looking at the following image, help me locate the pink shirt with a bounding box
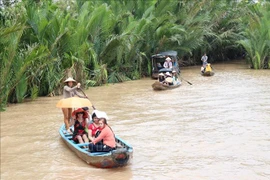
[93,126,116,148]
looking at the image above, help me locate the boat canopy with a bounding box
[151,50,178,59]
[158,68,172,73]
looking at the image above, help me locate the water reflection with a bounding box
[1,60,270,179]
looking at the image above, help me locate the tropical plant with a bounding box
[238,2,270,69]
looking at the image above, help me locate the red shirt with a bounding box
[88,123,100,137]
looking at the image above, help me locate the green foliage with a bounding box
[107,71,131,84]
[30,85,39,100]
[15,74,28,103]
[1,0,269,110]
[238,2,270,69]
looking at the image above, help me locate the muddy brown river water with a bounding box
[1,60,270,180]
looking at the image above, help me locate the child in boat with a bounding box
[72,108,89,144]
[89,111,116,152]
[87,110,101,142]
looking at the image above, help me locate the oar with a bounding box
[179,76,192,85]
[79,88,96,110]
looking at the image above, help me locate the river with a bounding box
[1,60,270,180]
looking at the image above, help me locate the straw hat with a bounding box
[165,72,171,77]
[73,108,88,118]
[165,77,173,83]
[165,57,171,61]
[158,73,165,76]
[64,77,76,83]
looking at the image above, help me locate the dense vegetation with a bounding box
[0,0,269,110]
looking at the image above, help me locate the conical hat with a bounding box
[166,57,171,61]
[159,73,165,76]
[165,72,171,77]
[64,77,76,83]
[165,77,173,83]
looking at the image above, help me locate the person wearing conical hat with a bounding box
[163,56,173,69]
[62,77,87,134]
[158,73,165,83]
[164,72,173,85]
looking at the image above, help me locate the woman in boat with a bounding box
[62,77,86,134]
[163,57,173,69]
[87,110,101,142]
[89,111,116,152]
[72,108,89,144]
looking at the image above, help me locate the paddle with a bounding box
[179,76,192,85]
[78,88,96,110]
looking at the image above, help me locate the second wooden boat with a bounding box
[201,70,215,76]
[152,81,181,91]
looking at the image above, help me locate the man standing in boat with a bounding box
[201,53,208,73]
[201,53,208,66]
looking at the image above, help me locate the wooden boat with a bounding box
[59,124,133,168]
[201,70,215,76]
[152,81,181,90]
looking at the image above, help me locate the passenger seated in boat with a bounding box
[201,66,205,73]
[87,110,101,142]
[157,63,163,70]
[72,108,89,144]
[172,59,177,67]
[172,70,179,85]
[89,111,116,152]
[163,57,173,69]
[82,107,91,125]
[164,72,173,85]
[205,63,212,72]
[158,73,165,83]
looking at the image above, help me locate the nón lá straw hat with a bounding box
[159,73,165,76]
[64,77,76,83]
[165,57,171,61]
